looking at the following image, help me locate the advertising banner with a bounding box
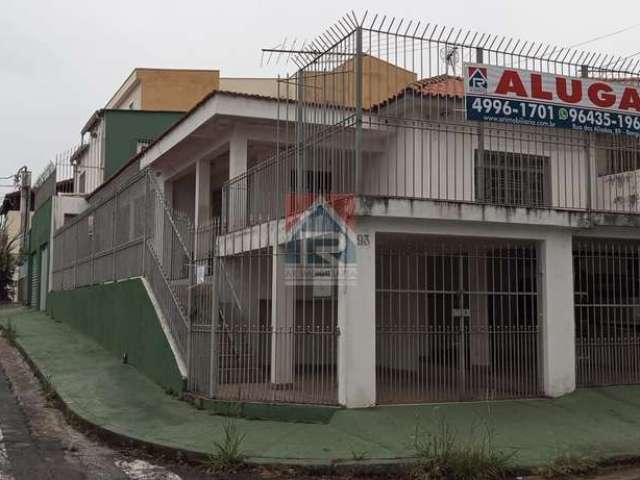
[464,63,640,136]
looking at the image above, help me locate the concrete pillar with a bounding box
[229,129,248,230]
[539,231,575,397]
[338,222,376,408]
[194,158,211,229]
[469,251,490,367]
[271,246,295,385]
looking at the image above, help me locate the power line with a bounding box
[568,23,640,49]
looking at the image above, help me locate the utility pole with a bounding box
[17,166,31,304]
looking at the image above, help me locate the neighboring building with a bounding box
[75,109,184,189]
[0,190,32,302]
[106,68,220,111]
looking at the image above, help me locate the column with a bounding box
[469,251,490,368]
[539,231,576,397]
[337,222,376,408]
[228,128,248,230]
[194,158,211,229]
[271,246,295,385]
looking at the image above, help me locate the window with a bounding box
[475,150,550,207]
[599,145,640,175]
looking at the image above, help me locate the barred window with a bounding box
[598,137,640,176]
[475,150,550,207]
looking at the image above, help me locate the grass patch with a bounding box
[410,412,515,480]
[204,421,247,473]
[1,319,17,344]
[534,453,598,478]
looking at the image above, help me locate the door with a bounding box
[39,245,48,311]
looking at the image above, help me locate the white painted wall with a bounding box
[363,121,589,210]
[76,120,106,194]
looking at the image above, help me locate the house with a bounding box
[45,19,640,409]
[0,189,33,303]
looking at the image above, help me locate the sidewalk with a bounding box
[2,306,640,468]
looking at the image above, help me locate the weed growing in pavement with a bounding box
[534,453,598,478]
[204,420,247,473]
[350,448,368,461]
[410,411,515,480]
[1,319,17,344]
[42,374,57,405]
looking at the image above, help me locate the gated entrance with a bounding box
[376,234,541,404]
[574,238,640,387]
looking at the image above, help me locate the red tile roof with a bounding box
[370,75,464,111]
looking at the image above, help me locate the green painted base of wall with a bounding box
[185,394,340,424]
[48,279,185,394]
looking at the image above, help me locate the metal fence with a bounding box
[33,146,104,210]
[222,16,640,232]
[52,170,192,362]
[376,234,541,403]
[51,168,340,405]
[575,238,640,387]
[188,219,340,405]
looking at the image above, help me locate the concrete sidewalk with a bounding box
[2,307,640,468]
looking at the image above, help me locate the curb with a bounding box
[0,320,415,471]
[5,315,640,475]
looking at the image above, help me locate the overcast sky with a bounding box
[1,0,639,198]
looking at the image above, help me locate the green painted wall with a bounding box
[48,278,185,394]
[29,198,51,255]
[27,198,52,309]
[104,110,183,179]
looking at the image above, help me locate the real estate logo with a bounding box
[467,66,488,93]
[284,194,358,287]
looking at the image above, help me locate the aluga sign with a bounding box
[464,63,640,136]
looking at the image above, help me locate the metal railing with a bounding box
[33,146,105,210]
[188,218,340,404]
[51,170,192,363]
[575,238,640,387]
[221,16,640,232]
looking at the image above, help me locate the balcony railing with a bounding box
[222,120,640,232]
[33,146,105,210]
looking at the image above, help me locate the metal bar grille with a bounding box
[189,221,340,405]
[376,234,541,403]
[575,238,640,387]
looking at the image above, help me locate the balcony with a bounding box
[221,117,640,234]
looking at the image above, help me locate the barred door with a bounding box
[376,235,541,404]
[574,239,640,387]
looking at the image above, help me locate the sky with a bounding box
[1,0,640,199]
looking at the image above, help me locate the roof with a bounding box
[89,76,465,200]
[370,75,464,110]
[87,89,282,201]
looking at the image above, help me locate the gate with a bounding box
[376,234,541,404]
[574,238,640,387]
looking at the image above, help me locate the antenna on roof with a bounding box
[441,46,460,75]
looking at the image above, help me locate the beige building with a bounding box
[106,68,222,111]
